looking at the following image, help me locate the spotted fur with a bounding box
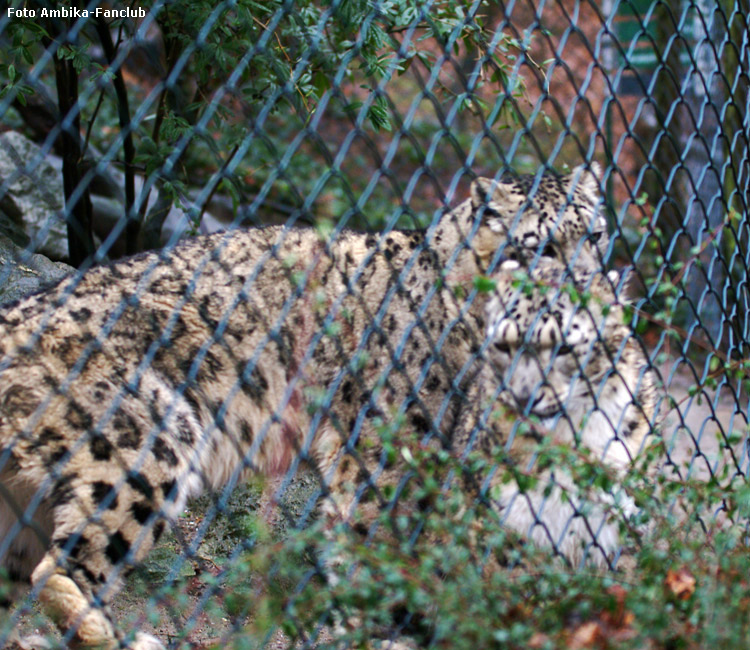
[0,166,605,649]
[459,258,657,567]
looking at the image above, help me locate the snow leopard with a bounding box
[457,258,658,568]
[0,165,606,649]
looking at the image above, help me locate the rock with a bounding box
[161,201,226,243]
[0,233,72,305]
[45,149,125,203]
[0,130,226,262]
[89,194,130,257]
[0,206,31,249]
[0,131,69,261]
[190,193,236,226]
[86,173,224,252]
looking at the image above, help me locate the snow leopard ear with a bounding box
[470,177,515,215]
[566,163,601,203]
[567,163,609,257]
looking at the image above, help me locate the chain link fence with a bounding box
[0,0,748,648]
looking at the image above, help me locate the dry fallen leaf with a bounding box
[665,567,697,600]
[528,631,551,649]
[568,621,604,649]
[602,584,634,628]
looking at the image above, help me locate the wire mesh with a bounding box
[0,0,748,647]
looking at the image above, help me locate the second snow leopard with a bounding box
[0,166,606,649]
[458,258,658,567]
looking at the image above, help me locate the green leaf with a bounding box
[473,275,497,293]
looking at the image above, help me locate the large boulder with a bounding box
[0,130,229,260]
[0,131,69,261]
[0,232,72,305]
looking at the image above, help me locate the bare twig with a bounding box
[94,16,137,254]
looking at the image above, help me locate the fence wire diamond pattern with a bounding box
[0,1,748,648]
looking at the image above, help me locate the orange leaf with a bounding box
[602,584,633,628]
[665,567,696,600]
[569,621,604,649]
[528,632,551,648]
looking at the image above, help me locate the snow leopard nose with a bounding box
[514,385,544,411]
[509,359,546,411]
[514,381,531,404]
[511,373,544,408]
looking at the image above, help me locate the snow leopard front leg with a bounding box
[8,367,205,650]
[30,552,163,650]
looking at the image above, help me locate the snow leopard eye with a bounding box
[556,344,574,355]
[493,341,511,354]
